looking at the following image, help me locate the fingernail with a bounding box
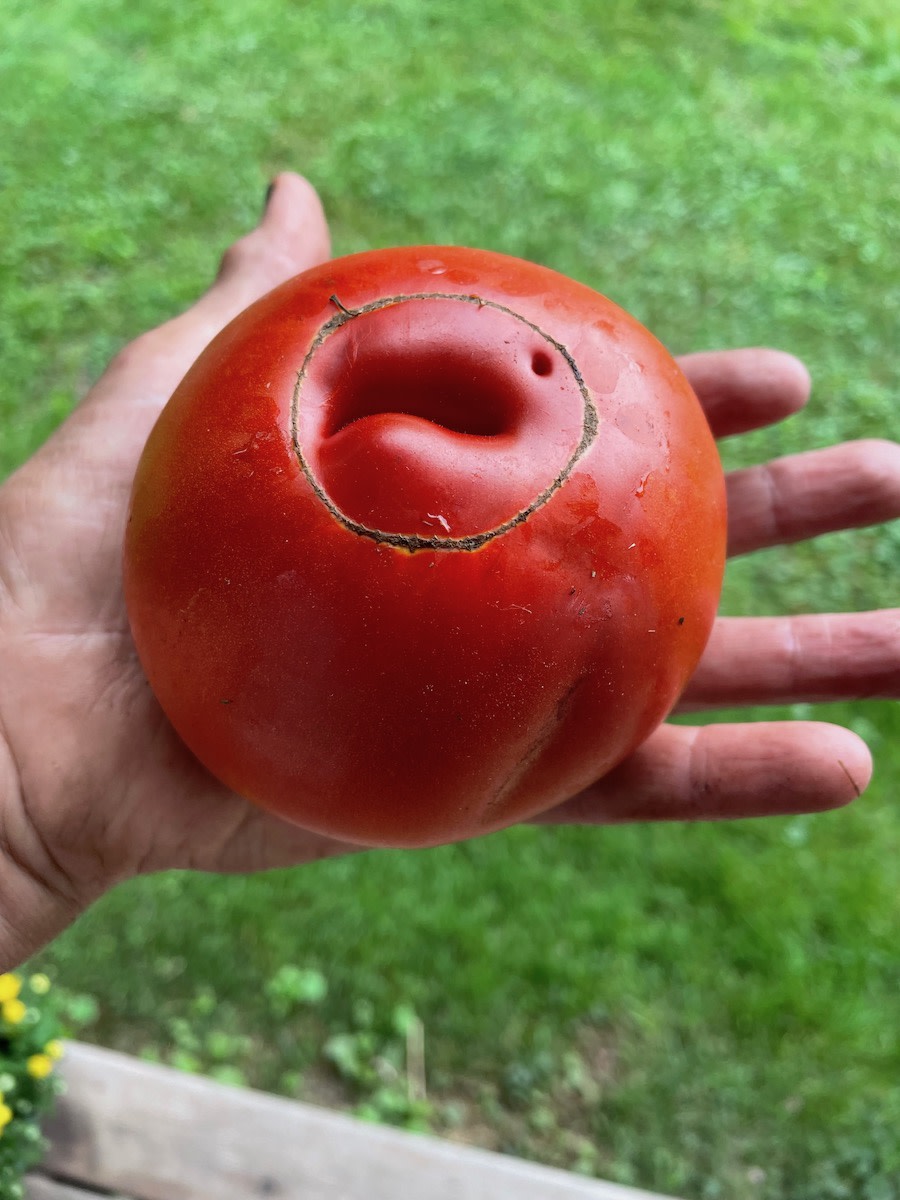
[263,180,276,213]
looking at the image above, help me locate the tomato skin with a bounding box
[123,246,726,847]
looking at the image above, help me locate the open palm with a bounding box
[1,174,897,970]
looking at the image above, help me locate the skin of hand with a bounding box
[0,173,898,971]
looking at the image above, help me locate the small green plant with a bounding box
[324,1001,433,1131]
[265,966,329,1017]
[0,973,66,1199]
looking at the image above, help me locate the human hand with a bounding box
[0,174,345,970]
[1,175,897,970]
[540,350,900,826]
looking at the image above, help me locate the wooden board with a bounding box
[26,1178,132,1200]
[29,1041,681,1200]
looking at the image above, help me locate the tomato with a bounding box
[123,246,726,847]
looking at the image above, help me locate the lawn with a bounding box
[1,1,898,1197]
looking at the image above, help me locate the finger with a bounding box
[535,720,871,825]
[726,439,900,556]
[679,611,900,711]
[676,348,811,437]
[202,170,331,322]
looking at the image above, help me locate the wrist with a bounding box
[0,715,91,971]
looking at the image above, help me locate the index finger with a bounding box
[676,348,811,438]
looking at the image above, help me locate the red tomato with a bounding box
[123,247,726,847]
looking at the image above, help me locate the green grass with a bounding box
[2,1,899,1197]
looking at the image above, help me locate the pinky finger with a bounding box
[535,721,872,826]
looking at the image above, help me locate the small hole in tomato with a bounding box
[531,351,553,377]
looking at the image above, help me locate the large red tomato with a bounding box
[124,247,726,847]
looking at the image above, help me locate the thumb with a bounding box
[81,171,333,424]
[31,172,332,473]
[200,170,333,326]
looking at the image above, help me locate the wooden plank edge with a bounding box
[40,1041,682,1200]
[26,1174,133,1200]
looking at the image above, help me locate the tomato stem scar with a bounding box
[292,292,600,554]
[329,294,360,318]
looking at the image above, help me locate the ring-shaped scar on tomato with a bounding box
[124,246,727,848]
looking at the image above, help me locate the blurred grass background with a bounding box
[1,1,898,1196]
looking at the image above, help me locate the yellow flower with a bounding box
[2,999,27,1025]
[45,1040,64,1060]
[27,1054,54,1080]
[0,975,21,1003]
[29,973,51,995]
[0,1103,12,1129]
